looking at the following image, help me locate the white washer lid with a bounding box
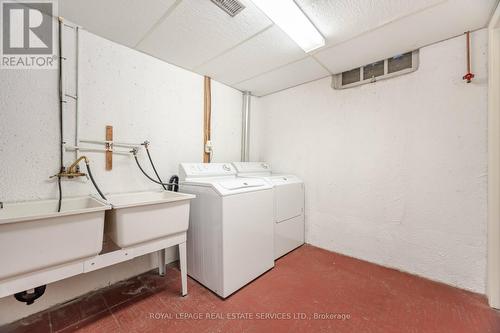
[218,178,268,190]
[214,177,272,195]
[182,177,272,196]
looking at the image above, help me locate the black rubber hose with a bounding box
[57,177,62,212]
[133,155,178,187]
[169,175,179,192]
[57,19,64,213]
[145,147,167,190]
[85,162,107,201]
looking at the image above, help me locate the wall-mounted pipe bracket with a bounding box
[105,126,113,170]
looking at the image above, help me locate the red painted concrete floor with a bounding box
[2,245,500,333]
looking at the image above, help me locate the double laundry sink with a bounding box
[0,190,194,282]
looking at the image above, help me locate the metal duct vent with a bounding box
[210,0,245,17]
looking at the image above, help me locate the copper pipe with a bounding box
[466,31,471,74]
[463,31,475,83]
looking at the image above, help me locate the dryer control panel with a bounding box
[179,163,236,180]
[232,162,272,175]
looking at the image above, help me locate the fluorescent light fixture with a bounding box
[251,0,325,52]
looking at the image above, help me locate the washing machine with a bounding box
[232,162,305,259]
[179,163,274,298]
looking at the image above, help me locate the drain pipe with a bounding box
[14,285,46,305]
[241,91,251,162]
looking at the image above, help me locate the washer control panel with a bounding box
[179,163,236,179]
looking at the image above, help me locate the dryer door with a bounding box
[274,180,304,223]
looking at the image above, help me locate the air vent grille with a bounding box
[332,50,419,89]
[341,68,360,86]
[388,52,413,74]
[363,60,384,80]
[210,0,245,17]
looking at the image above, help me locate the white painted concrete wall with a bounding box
[250,29,488,293]
[211,80,244,162]
[0,29,242,324]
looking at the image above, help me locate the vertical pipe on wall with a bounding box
[75,26,80,160]
[463,31,475,83]
[241,92,251,162]
[57,17,65,213]
[58,18,66,165]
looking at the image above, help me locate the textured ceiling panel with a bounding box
[136,0,272,70]
[314,0,498,74]
[234,57,330,96]
[59,0,178,47]
[296,0,444,47]
[196,25,307,85]
[60,0,498,96]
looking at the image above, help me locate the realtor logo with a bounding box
[1,0,57,69]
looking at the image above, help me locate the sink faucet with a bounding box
[50,156,88,179]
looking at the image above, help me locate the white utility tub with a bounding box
[105,190,195,248]
[105,190,195,296]
[0,196,110,280]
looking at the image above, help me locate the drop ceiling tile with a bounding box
[196,25,307,85]
[234,57,329,96]
[136,0,272,70]
[296,0,444,47]
[314,0,497,74]
[59,0,178,47]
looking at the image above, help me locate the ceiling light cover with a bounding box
[251,0,325,52]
